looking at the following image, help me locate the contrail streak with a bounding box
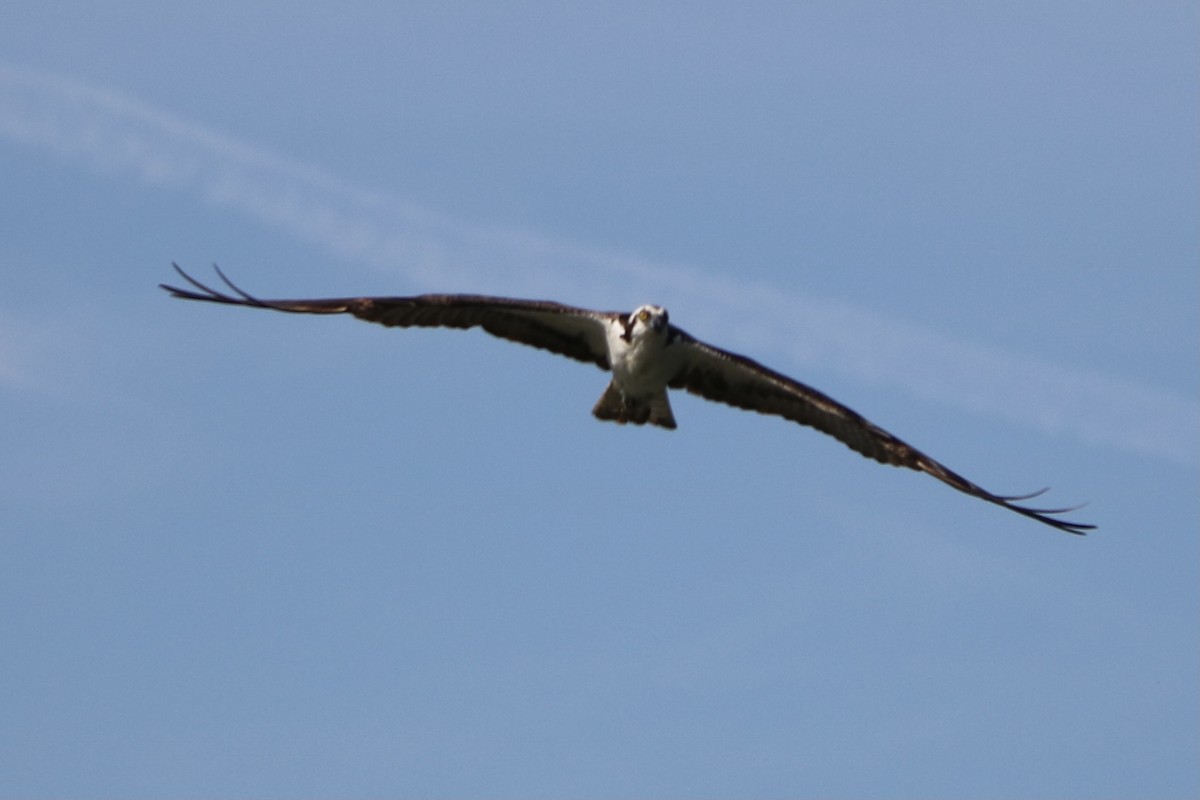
[2,64,1196,464]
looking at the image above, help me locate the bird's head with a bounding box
[626,304,669,340]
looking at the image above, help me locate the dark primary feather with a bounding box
[161,263,614,370]
[666,332,1094,534]
[163,265,1094,534]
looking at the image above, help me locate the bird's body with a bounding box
[161,265,1094,534]
[597,305,680,428]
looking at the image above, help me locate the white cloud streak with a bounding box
[2,64,1196,464]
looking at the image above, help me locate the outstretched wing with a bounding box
[666,329,1094,534]
[161,264,617,370]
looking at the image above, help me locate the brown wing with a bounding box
[666,329,1094,534]
[161,264,616,370]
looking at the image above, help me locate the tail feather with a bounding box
[592,382,677,429]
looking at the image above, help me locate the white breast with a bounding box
[605,319,677,397]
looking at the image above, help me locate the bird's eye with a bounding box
[638,309,650,322]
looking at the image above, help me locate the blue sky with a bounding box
[1,2,1197,798]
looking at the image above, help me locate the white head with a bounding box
[624,304,669,341]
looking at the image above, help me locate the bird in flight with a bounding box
[161,265,1094,534]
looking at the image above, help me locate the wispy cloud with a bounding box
[2,64,1196,464]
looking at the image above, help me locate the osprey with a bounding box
[162,265,1094,534]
